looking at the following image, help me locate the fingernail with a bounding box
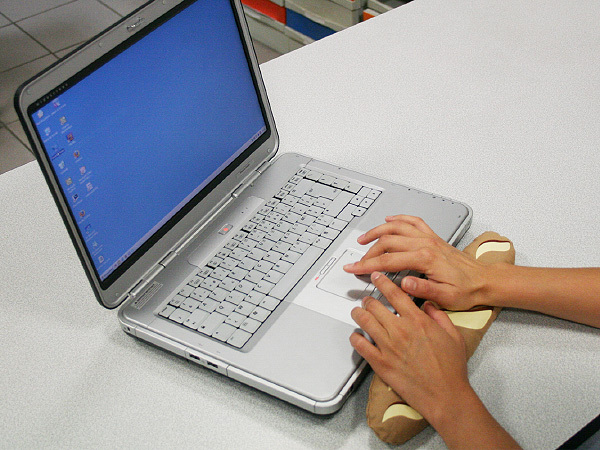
[403,278,416,291]
[343,263,355,271]
[357,233,366,243]
[371,271,382,281]
[362,297,371,309]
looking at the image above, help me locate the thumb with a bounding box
[423,301,462,341]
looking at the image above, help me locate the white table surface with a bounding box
[1,0,599,448]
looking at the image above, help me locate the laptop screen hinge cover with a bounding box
[231,159,272,199]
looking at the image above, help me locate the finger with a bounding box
[361,296,399,331]
[350,304,390,345]
[384,215,437,236]
[349,331,382,363]
[357,220,427,245]
[344,250,423,275]
[422,302,462,342]
[401,275,452,304]
[370,272,419,316]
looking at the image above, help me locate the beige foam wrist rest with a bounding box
[366,232,515,445]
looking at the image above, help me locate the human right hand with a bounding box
[343,215,492,311]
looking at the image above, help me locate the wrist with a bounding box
[480,262,517,308]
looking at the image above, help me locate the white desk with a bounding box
[1,0,599,448]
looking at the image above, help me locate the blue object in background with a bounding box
[286,9,335,41]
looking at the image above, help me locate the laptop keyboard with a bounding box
[157,167,381,348]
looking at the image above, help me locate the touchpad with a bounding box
[317,249,371,301]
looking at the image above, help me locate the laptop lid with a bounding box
[15,0,279,308]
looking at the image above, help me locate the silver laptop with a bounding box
[15,0,472,414]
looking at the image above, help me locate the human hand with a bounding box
[350,272,473,427]
[343,215,490,311]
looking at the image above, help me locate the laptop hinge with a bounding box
[127,250,178,299]
[231,159,273,199]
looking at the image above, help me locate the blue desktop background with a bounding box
[32,0,266,281]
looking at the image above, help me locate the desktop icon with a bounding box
[73,150,80,159]
[66,133,74,142]
[58,161,65,170]
[72,193,79,202]
[66,177,73,186]
[44,127,51,136]
[79,210,86,218]
[37,110,44,119]
[80,166,86,175]
[59,116,67,125]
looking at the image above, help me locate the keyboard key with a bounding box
[345,181,362,194]
[178,285,193,297]
[225,312,246,327]
[169,309,191,324]
[259,296,280,311]
[240,317,261,334]
[329,218,348,231]
[199,298,219,313]
[305,170,322,181]
[209,287,228,302]
[245,269,264,284]
[246,290,266,305]
[207,257,223,268]
[180,298,200,312]
[318,174,336,185]
[254,260,274,274]
[282,250,302,264]
[219,277,237,291]
[169,294,186,307]
[227,329,252,348]
[314,236,333,249]
[197,312,226,335]
[225,290,245,305]
[290,179,315,197]
[183,309,209,330]
[159,304,176,318]
[237,257,257,271]
[190,287,210,301]
[353,206,367,217]
[359,197,374,208]
[321,228,340,240]
[315,215,333,227]
[236,301,255,315]
[200,277,220,291]
[337,204,356,222]
[216,301,236,316]
[367,189,381,200]
[235,280,255,294]
[273,260,293,273]
[331,178,349,190]
[255,279,275,294]
[213,323,237,342]
[323,191,354,217]
[249,306,271,322]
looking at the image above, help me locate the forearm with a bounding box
[485,265,600,328]
[430,386,521,450]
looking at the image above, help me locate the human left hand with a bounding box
[350,272,472,426]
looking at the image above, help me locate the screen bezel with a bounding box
[15,0,279,308]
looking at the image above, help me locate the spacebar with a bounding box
[270,246,324,300]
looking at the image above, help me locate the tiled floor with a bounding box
[0,0,281,175]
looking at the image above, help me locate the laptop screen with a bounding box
[28,0,268,286]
